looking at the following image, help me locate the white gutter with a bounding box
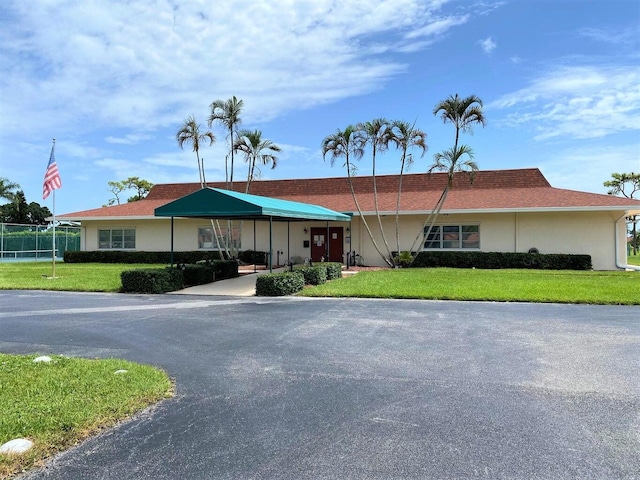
[615,213,640,271]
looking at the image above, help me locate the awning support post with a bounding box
[170,217,174,268]
[269,216,273,273]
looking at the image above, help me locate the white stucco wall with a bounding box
[78,209,627,270]
[348,211,623,270]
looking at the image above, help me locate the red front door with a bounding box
[310,227,343,263]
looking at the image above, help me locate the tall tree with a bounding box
[233,129,281,194]
[604,172,640,255]
[322,126,393,267]
[409,94,486,259]
[208,96,244,189]
[106,177,154,206]
[176,115,215,188]
[0,177,20,202]
[125,177,154,202]
[357,118,393,262]
[176,115,228,259]
[433,94,486,153]
[388,120,428,256]
[1,190,29,224]
[408,145,479,254]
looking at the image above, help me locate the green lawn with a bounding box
[0,262,167,292]
[0,353,173,479]
[299,268,640,305]
[628,252,640,266]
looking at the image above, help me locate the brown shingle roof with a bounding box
[58,168,640,220]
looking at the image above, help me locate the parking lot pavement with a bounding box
[1,291,639,479]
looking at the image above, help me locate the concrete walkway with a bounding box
[169,267,287,296]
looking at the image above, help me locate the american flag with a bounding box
[43,140,62,200]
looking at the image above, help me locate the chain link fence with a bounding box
[0,223,81,262]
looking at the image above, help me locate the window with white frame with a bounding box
[98,228,136,249]
[424,225,479,249]
[198,223,241,250]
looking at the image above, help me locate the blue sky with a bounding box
[1,0,638,214]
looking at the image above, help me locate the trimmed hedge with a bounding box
[256,271,305,296]
[324,262,343,280]
[120,268,183,294]
[410,251,592,270]
[237,250,268,265]
[64,250,223,264]
[178,261,239,286]
[293,265,327,285]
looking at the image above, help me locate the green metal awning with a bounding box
[154,187,351,221]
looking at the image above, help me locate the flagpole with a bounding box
[44,137,61,278]
[52,189,56,278]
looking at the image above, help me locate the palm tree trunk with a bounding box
[346,158,393,267]
[408,186,450,256]
[372,147,393,263]
[395,151,407,260]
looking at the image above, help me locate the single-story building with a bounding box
[57,168,640,270]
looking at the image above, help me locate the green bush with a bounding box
[120,268,184,293]
[293,265,327,285]
[175,260,239,287]
[324,262,343,280]
[256,271,305,296]
[411,251,592,270]
[237,250,267,265]
[64,251,222,264]
[178,264,216,287]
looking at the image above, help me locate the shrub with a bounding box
[410,251,592,270]
[211,260,240,279]
[178,264,216,287]
[237,250,267,265]
[120,268,184,294]
[256,271,305,296]
[64,250,222,264]
[293,265,327,285]
[175,260,239,287]
[395,251,414,267]
[324,262,342,280]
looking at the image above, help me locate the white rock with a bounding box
[114,369,128,375]
[33,356,52,363]
[0,438,34,455]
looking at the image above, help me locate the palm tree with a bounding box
[176,116,228,258]
[322,126,393,267]
[388,120,427,256]
[433,94,486,153]
[208,96,244,189]
[357,118,393,261]
[407,94,486,259]
[0,177,20,203]
[176,115,215,188]
[233,130,281,194]
[408,145,478,254]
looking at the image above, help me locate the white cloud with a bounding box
[479,37,496,55]
[106,134,153,145]
[0,0,470,140]
[538,144,640,194]
[490,65,640,140]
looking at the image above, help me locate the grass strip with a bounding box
[298,268,640,305]
[0,354,173,479]
[0,263,167,292]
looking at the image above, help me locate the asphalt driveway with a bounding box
[1,291,638,479]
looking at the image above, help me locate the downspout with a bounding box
[615,213,640,271]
